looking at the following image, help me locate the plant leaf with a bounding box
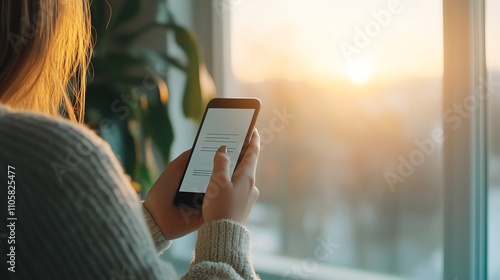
[128,101,152,195]
[171,25,204,120]
[159,54,187,71]
[115,23,155,46]
[146,82,174,165]
[137,162,152,198]
[97,116,138,179]
[110,0,144,29]
[121,120,139,178]
[153,22,205,120]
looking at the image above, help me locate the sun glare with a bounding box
[231,0,443,85]
[347,60,373,84]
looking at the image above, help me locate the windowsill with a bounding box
[253,253,408,280]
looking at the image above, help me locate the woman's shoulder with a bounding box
[0,105,115,179]
[0,105,101,144]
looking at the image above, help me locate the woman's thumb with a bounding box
[211,146,231,185]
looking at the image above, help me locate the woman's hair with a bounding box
[0,0,92,123]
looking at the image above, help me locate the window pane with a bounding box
[231,0,443,278]
[486,1,500,278]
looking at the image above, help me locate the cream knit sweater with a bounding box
[0,103,259,279]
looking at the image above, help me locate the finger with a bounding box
[171,149,192,170]
[159,149,191,176]
[210,146,231,187]
[156,150,191,193]
[234,129,261,180]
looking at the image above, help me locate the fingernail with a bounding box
[219,145,227,153]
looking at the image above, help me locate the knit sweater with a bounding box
[0,103,259,280]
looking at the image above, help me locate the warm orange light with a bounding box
[231,0,444,84]
[347,59,373,84]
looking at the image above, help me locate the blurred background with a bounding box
[89,0,499,279]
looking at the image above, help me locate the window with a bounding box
[229,0,443,279]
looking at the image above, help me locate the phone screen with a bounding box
[178,108,256,193]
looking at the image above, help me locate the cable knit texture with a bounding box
[0,103,259,280]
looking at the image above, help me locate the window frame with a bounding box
[443,0,488,279]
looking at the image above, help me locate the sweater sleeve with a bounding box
[182,220,260,280]
[142,203,172,254]
[142,202,260,280]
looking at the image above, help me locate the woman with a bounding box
[0,1,261,279]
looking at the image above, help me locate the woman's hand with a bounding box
[203,129,261,225]
[144,129,261,240]
[144,150,204,240]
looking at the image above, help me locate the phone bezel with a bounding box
[173,97,261,208]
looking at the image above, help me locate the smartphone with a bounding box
[173,98,261,208]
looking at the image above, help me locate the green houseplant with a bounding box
[85,0,214,196]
